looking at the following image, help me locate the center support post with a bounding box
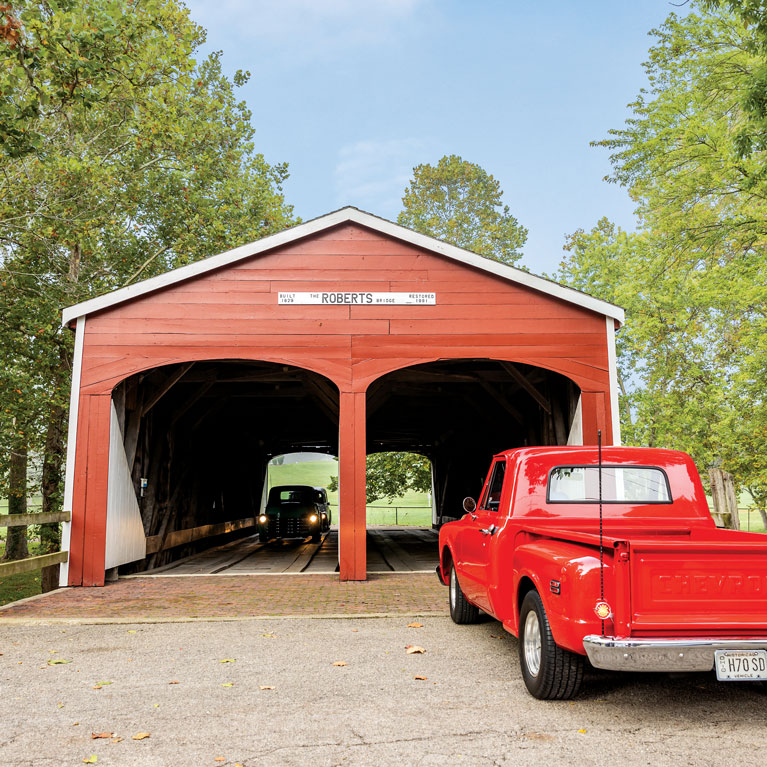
[338,391,367,580]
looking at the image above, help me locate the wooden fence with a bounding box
[0,511,70,578]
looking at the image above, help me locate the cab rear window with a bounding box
[547,466,672,503]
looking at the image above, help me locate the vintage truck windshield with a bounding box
[548,466,672,503]
[274,489,314,504]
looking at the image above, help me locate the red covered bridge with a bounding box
[59,208,623,586]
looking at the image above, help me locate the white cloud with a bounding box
[333,137,432,217]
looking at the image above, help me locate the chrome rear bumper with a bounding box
[583,635,767,672]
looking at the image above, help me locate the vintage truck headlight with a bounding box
[321,512,327,519]
[258,515,268,524]
[309,514,318,523]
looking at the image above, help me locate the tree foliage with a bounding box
[0,0,296,541]
[328,452,431,504]
[398,154,527,265]
[559,2,767,520]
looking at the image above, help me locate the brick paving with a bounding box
[0,573,449,621]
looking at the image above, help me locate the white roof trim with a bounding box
[62,207,625,326]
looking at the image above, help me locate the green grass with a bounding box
[737,509,767,533]
[0,543,42,606]
[267,461,432,526]
[0,570,42,606]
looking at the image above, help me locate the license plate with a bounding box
[714,649,767,681]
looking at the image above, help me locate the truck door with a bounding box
[459,458,505,612]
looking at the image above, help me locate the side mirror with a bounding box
[462,497,477,513]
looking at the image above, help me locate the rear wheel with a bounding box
[448,563,480,624]
[518,590,583,700]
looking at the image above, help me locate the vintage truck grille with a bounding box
[268,518,311,538]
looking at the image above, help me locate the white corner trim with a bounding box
[59,315,85,586]
[566,395,583,446]
[606,316,622,446]
[62,207,625,326]
[104,401,147,569]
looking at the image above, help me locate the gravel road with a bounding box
[1,615,765,766]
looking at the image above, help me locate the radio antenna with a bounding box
[598,429,605,636]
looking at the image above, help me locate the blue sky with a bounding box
[185,1,684,275]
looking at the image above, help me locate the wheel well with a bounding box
[517,576,537,615]
[441,546,453,574]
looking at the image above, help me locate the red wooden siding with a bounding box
[68,222,615,586]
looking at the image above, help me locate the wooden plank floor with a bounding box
[143,527,438,575]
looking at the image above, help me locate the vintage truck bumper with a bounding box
[583,635,767,672]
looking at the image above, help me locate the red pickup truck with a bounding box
[437,446,767,699]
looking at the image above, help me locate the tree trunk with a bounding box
[3,444,29,561]
[40,403,65,553]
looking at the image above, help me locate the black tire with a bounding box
[311,532,321,543]
[258,532,268,543]
[448,563,480,624]
[518,590,584,700]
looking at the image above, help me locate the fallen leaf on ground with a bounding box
[82,756,97,764]
[153,704,160,708]
[111,737,123,743]
[259,685,275,690]
[57,703,64,708]
[407,622,423,628]
[577,729,587,734]
[405,645,425,654]
[260,633,276,638]
[132,732,150,740]
[72,722,80,726]
[92,686,102,690]
[221,683,233,687]
[219,659,236,663]
[168,680,179,685]
[48,659,72,665]
[332,661,347,667]
[127,630,137,634]
[95,681,112,686]
[91,732,112,739]
[214,759,225,763]
[414,675,428,680]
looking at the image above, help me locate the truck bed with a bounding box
[521,523,767,636]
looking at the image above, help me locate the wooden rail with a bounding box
[0,512,70,578]
[145,517,255,555]
[0,511,71,528]
[0,550,68,577]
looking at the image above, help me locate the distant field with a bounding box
[267,461,432,526]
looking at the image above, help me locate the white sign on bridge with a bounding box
[278,291,436,306]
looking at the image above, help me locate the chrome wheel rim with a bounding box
[449,567,457,609]
[524,611,542,677]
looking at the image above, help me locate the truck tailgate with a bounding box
[629,540,767,632]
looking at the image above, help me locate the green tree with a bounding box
[559,3,767,508]
[703,0,767,158]
[328,452,431,504]
[0,0,295,552]
[398,154,527,265]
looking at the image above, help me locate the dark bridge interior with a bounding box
[367,360,580,521]
[113,358,579,572]
[113,360,340,571]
